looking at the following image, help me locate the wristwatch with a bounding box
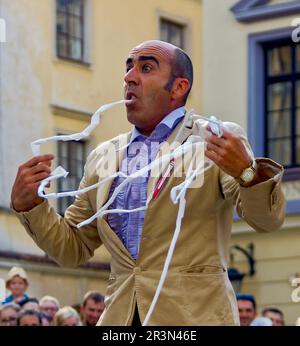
[236,160,257,186]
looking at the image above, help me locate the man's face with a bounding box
[19,315,40,326]
[61,316,80,326]
[124,41,176,135]
[264,311,284,326]
[40,301,59,320]
[0,308,18,326]
[22,302,39,312]
[8,276,27,296]
[80,299,104,326]
[238,299,256,326]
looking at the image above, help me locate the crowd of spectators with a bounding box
[1,266,300,326]
[0,266,105,326]
[237,293,287,326]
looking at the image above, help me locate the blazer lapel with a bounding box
[96,132,131,209]
[147,112,193,198]
[96,132,135,263]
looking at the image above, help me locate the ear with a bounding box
[170,78,190,102]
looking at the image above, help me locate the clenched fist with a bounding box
[11,154,54,212]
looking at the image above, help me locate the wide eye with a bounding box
[142,64,152,73]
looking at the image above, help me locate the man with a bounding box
[262,307,285,326]
[237,294,257,326]
[19,297,40,312]
[0,303,20,326]
[11,40,285,325]
[17,309,42,326]
[39,295,60,325]
[80,291,105,326]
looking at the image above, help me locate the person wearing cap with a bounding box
[3,266,29,305]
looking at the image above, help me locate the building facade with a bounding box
[0,0,202,307]
[203,0,300,325]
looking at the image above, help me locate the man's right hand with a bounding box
[11,154,54,212]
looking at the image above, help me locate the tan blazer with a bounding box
[14,113,285,325]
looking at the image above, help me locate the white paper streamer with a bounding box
[31,99,126,156]
[30,101,229,325]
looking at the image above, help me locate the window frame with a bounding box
[248,27,300,215]
[160,18,185,50]
[157,10,191,54]
[56,0,85,64]
[56,137,86,215]
[263,39,300,169]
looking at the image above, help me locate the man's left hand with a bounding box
[205,129,252,178]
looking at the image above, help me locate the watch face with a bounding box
[241,168,255,183]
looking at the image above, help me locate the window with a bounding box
[56,0,84,62]
[57,139,86,215]
[264,41,300,168]
[249,28,300,214]
[160,18,185,49]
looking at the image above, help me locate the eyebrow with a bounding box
[126,55,160,67]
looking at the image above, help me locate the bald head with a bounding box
[124,40,193,134]
[131,40,193,104]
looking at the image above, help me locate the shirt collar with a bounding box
[130,106,186,143]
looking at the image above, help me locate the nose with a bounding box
[124,66,139,86]
[92,311,99,319]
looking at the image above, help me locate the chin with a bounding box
[127,110,140,126]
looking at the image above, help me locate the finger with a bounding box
[205,149,220,165]
[206,134,225,148]
[206,142,226,157]
[30,163,52,175]
[220,130,234,140]
[26,172,51,184]
[21,155,54,169]
[44,160,53,168]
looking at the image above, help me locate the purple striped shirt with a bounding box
[107,107,185,260]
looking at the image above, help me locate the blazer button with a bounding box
[134,267,141,274]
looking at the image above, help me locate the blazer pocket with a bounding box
[178,264,226,276]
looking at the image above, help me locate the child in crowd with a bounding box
[3,267,29,305]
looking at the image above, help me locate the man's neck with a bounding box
[136,104,185,136]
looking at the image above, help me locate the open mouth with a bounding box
[125,92,138,105]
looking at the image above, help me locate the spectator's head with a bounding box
[0,302,20,326]
[6,266,28,297]
[80,291,105,326]
[236,293,257,326]
[19,297,40,312]
[250,317,273,326]
[54,306,81,326]
[39,295,60,322]
[40,312,52,326]
[17,309,42,326]
[262,307,285,326]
